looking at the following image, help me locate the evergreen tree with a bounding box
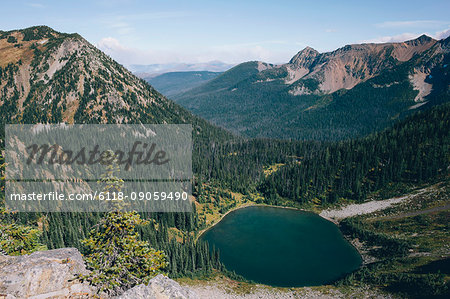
[80,151,167,296]
[80,211,167,295]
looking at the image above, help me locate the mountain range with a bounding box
[1,26,449,299]
[172,35,449,140]
[0,26,228,141]
[129,61,233,77]
[3,27,447,142]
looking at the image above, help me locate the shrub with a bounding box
[7,36,17,43]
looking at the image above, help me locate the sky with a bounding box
[1,0,450,66]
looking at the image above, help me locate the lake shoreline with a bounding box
[196,202,310,241]
[196,192,420,268]
[195,200,380,268]
[197,203,363,288]
[197,192,414,241]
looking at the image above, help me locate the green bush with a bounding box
[7,36,17,43]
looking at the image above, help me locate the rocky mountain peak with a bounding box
[0,26,184,125]
[280,34,446,94]
[289,46,319,67]
[409,34,435,44]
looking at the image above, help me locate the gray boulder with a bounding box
[0,248,94,298]
[116,274,198,299]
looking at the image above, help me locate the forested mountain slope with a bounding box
[174,35,449,140]
[259,102,450,205]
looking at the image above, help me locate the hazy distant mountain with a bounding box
[174,35,449,140]
[145,71,222,97]
[129,61,234,77]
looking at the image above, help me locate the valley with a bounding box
[181,178,450,298]
[0,24,448,299]
[144,71,222,97]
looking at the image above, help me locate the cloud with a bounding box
[97,37,212,65]
[96,37,161,64]
[361,28,450,43]
[108,21,134,35]
[97,37,128,54]
[99,17,134,36]
[122,11,194,21]
[434,28,450,40]
[362,33,423,43]
[376,20,448,28]
[27,2,44,8]
[325,29,337,33]
[96,37,296,65]
[97,11,193,36]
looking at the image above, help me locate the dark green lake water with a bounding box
[200,206,362,287]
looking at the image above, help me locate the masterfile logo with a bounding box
[5,124,192,213]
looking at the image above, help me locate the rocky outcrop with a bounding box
[116,274,198,299]
[0,248,198,299]
[0,248,94,298]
